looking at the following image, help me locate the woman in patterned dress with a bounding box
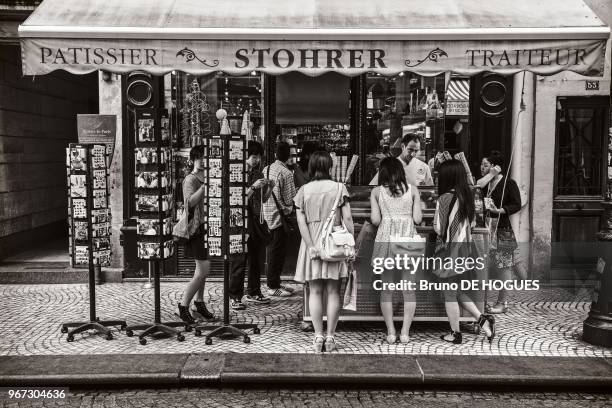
[370,157,422,344]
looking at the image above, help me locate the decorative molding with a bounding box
[404,47,448,67]
[176,47,219,67]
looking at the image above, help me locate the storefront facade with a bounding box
[17,0,611,281]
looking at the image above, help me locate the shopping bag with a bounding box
[354,220,377,262]
[343,262,357,311]
[172,207,190,244]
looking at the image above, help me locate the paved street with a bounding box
[1,282,610,357]
[1,387,611,407]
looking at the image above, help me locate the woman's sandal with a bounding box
[399,333,410,344]
[313,335,325,353]
[325,336,337,352]
[386,333,397,344]
[478,314,496,343]
[440,331,463,344]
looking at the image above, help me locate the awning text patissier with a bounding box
[38,46,592,69]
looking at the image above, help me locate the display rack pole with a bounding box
[62,144,126,342]
[125,260,188,345]
[194,133,259,344]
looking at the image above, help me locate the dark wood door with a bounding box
[552,96,609,275]
[468,73,513,175]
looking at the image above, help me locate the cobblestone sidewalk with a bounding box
[1,282,610,357]
[1,387,611,408]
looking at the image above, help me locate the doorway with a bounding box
[551,96,609,277]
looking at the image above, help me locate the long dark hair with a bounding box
[308,151,333,181]
[437,160,474,222]
[378,157,408,196]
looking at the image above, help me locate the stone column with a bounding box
[98,71,124,279]
[510,72,535,278]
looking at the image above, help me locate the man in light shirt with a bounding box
[369,134,433,186]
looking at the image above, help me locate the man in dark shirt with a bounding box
[228,141,273,310]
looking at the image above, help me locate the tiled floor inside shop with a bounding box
[1,281,610,357]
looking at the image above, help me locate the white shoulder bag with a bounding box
[318,183,355,262]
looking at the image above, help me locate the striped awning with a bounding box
[19,0,610,77]
[447,79,470,101]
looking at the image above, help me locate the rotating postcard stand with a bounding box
[62,144,126,341]
[126,108,187,345]
[194,110,259,344]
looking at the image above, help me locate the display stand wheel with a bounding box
[125,261,188,345]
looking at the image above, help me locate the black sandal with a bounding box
[440,331,462,344]
[176,303,196,325]
[477,314,496,343]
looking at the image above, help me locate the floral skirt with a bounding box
[489,226,517,269]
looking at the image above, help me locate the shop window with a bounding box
[273,72,353,185]
[363,72,452,185]
[170,72,264,211]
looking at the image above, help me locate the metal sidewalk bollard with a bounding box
[582,200,612,347]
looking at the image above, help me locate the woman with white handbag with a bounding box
[370,157,423,344]
[294,151,354,353]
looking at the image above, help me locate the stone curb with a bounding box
[1,354,611,388]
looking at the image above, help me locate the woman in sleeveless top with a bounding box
[370,157,422,344]
[434,160,495,344]
[294,151,353,352]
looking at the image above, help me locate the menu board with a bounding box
[66,143,112,267]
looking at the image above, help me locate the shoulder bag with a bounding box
[318,183,355,262]
[172,174,199,244]
[431,194,457,279]
[268,165,298,234]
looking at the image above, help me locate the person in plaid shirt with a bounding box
[262,142,297,297]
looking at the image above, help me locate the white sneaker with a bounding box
[266,288,293,297]
[280,284,296,293]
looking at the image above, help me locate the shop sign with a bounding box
[77,114,116,164]
[21,39,607,77]
[446,100,469,116]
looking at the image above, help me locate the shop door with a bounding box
[468,73,513,174]
[551,96,609,275]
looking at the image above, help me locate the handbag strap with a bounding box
[443,193,457,243]
[320,183,344,235]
